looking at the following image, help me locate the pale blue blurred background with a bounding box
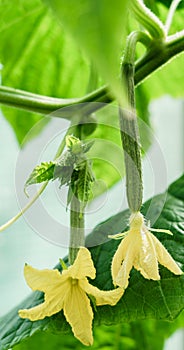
[0,96,183,348]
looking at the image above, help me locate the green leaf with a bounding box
[65,136,94,155]
[24,137,94,194]
[25,161,55,188]
[24,156,74,192]
[69,160,95,209]
[0,174,184,349]
[12,314,184,350]
[65,135,84,153]
[0,0,91,145]
[43,0,129,102]
[143,53,184,99]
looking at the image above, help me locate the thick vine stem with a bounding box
[130,0,166,39]
[0,32,184,116]
[119,79,143,212]
[119,32,143,212]
[135,32,184,85]
[0,85,112,118]
[123,31,152,69]
[69,196,85,265]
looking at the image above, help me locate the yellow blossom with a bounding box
[109,212,183,289]
[19,247,124,346]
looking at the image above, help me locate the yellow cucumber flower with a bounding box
[19,247,124,346]
[109,212,183,289]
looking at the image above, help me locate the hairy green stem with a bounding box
[69,196,85,265]
[0,85,112,118]
[119,32,143,212]
[130,0,166,39]
[0,32,183,116]
[135,32,184,85]
[123,31,152,67]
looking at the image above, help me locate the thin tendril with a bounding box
[0,183,47,232]
[165,0,182,35]
[0,122,75,233]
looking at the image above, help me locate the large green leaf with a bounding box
[1,0,184,146]
[0,0,91,144]
[14,313,184,350]
[0,0,151,194]
[12,313,184,350]
[43,0,129,102]
[0,174,184,349]
[142,54,184,99]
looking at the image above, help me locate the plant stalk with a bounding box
[119,32,143,212]
[130,0,166,39]
[69,196,85,265]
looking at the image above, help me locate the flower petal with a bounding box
[64,283,93,346]
[80,279,124,306]
[149,228,173,236]
[23,264,64,292]
[111,233,130,286]
[134,229,160,280]
[19,301,59,321]
[68,247,96,280]
[151,233,183,275]
[19,279,70,321]
[108,231,129,240]
[115,249,134,288]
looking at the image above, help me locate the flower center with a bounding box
[129,211,144,230]
[71,278,78,285]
